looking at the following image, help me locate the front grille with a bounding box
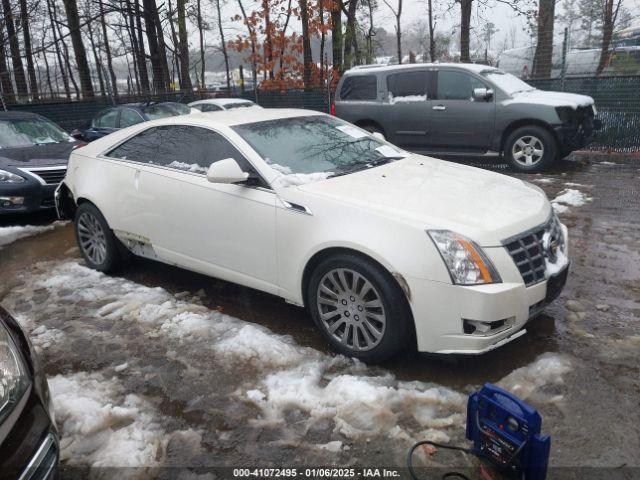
[41,197,55,208]
[26,167,67,185]
[504,215,564,287]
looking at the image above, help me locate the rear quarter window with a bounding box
[339,75,378,101]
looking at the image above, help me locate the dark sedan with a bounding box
[71,101,193,142]
[0,305,58,479]
[0,112,81,215]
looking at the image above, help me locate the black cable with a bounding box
[406,440,474,480]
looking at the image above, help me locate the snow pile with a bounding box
[49,371,166,468]
[498,353,572,402]
[271,171,333,188]
[29,324,65,351]
[0,221,65,249]
[167,161,208,174]
[551,189,591,214]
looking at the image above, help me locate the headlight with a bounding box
[428,230,501,285]
[0,169,26,184]
[0,321,30,423]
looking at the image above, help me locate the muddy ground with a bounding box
[0,152,638,479]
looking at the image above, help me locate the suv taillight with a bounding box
[330,102,336,116]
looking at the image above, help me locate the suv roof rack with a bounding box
[350,63,394,70]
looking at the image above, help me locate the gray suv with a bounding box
[334,63,601,172]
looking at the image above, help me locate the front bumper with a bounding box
[554,117,602,152]
[0,181,58,215]
[407,240,569,354]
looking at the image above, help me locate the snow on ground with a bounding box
[551,189,592,214]
[532,178,555,184]
[0,221,65,248]
[5,260,574,466]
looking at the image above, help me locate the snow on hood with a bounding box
[296,155,551,246]
[507,90,595,109]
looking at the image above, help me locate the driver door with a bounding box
[133,125,279,293]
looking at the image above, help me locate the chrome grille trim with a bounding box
[503,214,564,287]
[17,166,67,185]
[17,433,58,480]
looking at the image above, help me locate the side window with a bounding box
[153,125,251,174]
[107,127,161,162]
[437,71,486,100]
[201,104,222,112]
[387,71,428,99]
[120,109,144,128]
[339,75,377,101]
[94,109,118,128]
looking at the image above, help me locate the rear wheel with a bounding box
[74,203,124,273]
[505,126,558,173]
[307,253,412,362]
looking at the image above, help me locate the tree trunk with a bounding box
[396,0,402,64]
[343,0,359,68]
[1,0,28,98]
[176,0,192,91]
[99,0,118,97]
[319,0,326,85]
[18,0,38,98]
[63,0,95,97]
[459,0,472,63]
[52,0,80,97]
[299,0,313,87]
[143,0,167,92]
[197,0,205,90]
[596,0,618,75]
[532,0,555,78]
[237,0,258,93]
[133,0,151,93]
[331,1,343,72]
[152,6,172,90]
[123,3,142,93]
[47,0,71,99]
[428,0,435,61]
[87,21,106,96]
[263,0,274,79]
[0,32,15,103]
[41,36,55,98]
[215,0,231,91]
[167,0,181,85]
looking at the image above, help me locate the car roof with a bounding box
[344,63,497,75]
[189,98,254,106]
[0,111,46,120]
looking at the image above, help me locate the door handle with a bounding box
[433,105,446,111]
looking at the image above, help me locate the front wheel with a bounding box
[504,126,558,173]
[307,253,413,362]
[74,203,124,273]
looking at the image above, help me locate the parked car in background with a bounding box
[334,63,601,172]
[0,305,58,479]
[0,111,81,215]
[188,98,261,112]
[56,109,569,361]
[71,102,192,142]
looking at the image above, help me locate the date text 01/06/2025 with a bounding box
[232,468,401,478]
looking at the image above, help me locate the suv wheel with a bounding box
[307,253,412,362]
[505,126,557,173]
[74,203,124,273]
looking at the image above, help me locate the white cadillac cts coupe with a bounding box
[56,108,569,362]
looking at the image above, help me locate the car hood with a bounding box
[296,155,551,246]
[0,142,77,168]
[508,90,595,109]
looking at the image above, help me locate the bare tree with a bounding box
[428,0,435,61]
[1,0,28,98]
[0,21,16,102]
[176,0,192,90]
[18,0,38,98]
[63,0,95,97]
[532,0,556,77]
[382,0,402,63]
[214,0,231,90]
[457,0,472,62]
[596,0,623,74]
[299,0,313,87]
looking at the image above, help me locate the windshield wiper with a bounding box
[330,156,400,178]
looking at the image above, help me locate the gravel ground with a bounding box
[0,152,638,480]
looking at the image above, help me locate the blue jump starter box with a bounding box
[466,383,551,480]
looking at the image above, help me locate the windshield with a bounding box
[144,103,190,119]
[232,116,407,185]
[225,101,255,110]
[0,118,72,148]
[482,69,536,94]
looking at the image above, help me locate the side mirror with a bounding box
[371,131,386,141]
[207,158,249,184]
[473,87,494,101]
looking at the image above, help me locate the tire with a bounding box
[74,203,124,273]
[504,125,558,173]
[306,253,413,362]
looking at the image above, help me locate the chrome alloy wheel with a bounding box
[77,212,107,265]
[316,268,387,351]
[512,135,544,166]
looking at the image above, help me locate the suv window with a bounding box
[107,125,250,174]
[437,71,487,100]
[94,109,118,128]
[339,75,377,100]
[387,71,428,98]
[120,108,144,128]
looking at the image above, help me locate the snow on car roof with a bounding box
[344,62,496,75]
